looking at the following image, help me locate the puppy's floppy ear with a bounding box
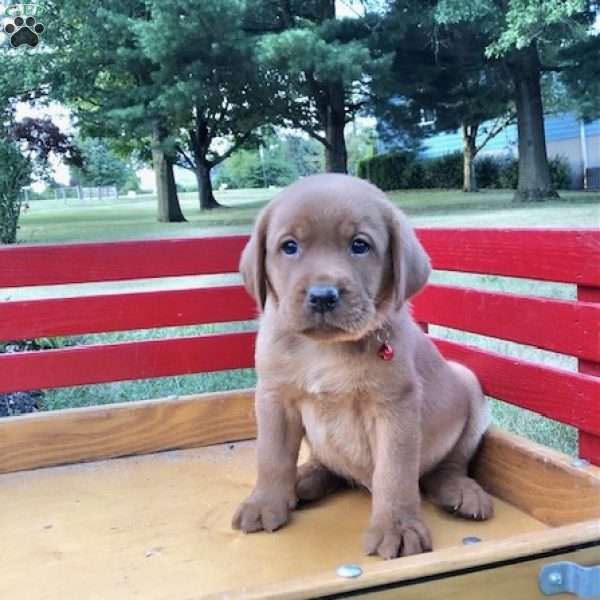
[387,206,431,307]
[239,204,272,310]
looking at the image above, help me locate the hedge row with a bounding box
[357,151,571,191]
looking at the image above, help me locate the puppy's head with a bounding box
[240,174,430,341]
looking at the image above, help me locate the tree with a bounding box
[0,118,81,244]
[559,34,600,120]
[283,133,325,176]
[70,138,138,190]
[216,146,296,189]
[0,51,82,243]
[215,132,322,189]
[47,0,186,222]
[248,0,388,173]
[0,140,31,244]
[345,124,377,176]
[372,8,514,192]
[134,0,278,210]
[435,0,597,200]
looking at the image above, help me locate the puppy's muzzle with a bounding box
[307,285,340,314]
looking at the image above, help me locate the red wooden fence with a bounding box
[1,229,599,463]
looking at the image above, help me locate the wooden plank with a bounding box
[0,332,256,393]
[0,285,256,340]
[578,285,600,466]
[220,522,600,600]
[1,229,598,288]
[0,389,256,474]
[342,547,600,600]
[0,441,549,599]
[433,338,600,435]
[579,433,600,468]
[579,360,600,377]
[2,334,598,433]
[413,285,600,362]
[418,228,600,285]
[473,427,600,526]
[0,236,247,287]
[5,283,596,359]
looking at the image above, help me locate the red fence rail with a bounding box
[1,229,598,288]
[1,229,599,463]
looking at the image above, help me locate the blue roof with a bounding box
[418,112,600,159]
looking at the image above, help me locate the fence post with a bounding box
[577,285,600,465]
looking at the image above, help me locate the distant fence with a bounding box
[21,186,119,205]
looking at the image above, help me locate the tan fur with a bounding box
[232,174,493,559]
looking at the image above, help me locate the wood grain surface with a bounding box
[413,284,600,361]
[0,285,256,340]
[0,331,256,393]
[473,428,600,526]
[0,389,256,474]
[0,235,247,287]
[436,338,600,435]
[577,285,600,466]
[326,547,600,600]
[0,440,554,600]
[1,229,597,287]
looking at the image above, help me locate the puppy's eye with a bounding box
[350,238,370,255]
[281,240,299,255]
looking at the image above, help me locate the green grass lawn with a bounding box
[7,187,600,457]
[19,187,600,242]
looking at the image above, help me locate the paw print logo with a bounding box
[3,16,45,48]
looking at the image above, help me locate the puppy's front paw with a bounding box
[364,515,432,559]
[232,491,296,533]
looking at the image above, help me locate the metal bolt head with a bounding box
[547,571,563,586]
[336,564,363,579]
[462,536,481,545]
[571,458,590,468]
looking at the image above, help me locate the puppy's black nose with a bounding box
[308,286,340,313]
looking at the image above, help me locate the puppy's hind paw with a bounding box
[455,481,494,521]
[296,460,344,504]
[440,477,494,521]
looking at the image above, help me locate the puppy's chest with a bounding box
[266,341,389,486]
[287,346,377,396]
[300,397,376,488]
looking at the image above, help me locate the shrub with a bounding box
[549,155,572,189]
[421,152,463,189]
[357,151,420,191]
[475,155,502,189]
[359,150,573,191]
[496,156,519,189]
[0,140,31,244]
[359,151,462,190]
[486,155,570,190]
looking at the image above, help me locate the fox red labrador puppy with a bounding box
[232,174,493,559]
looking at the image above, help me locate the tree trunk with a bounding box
[152,126,186,222]
[323,80,348,173]
[195,162,221,210]
[462,122,478,193]
[509,45,558,202]
[0,191,22,244]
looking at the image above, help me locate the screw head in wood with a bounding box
[462,536,481,545]
[336,564,363,578]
